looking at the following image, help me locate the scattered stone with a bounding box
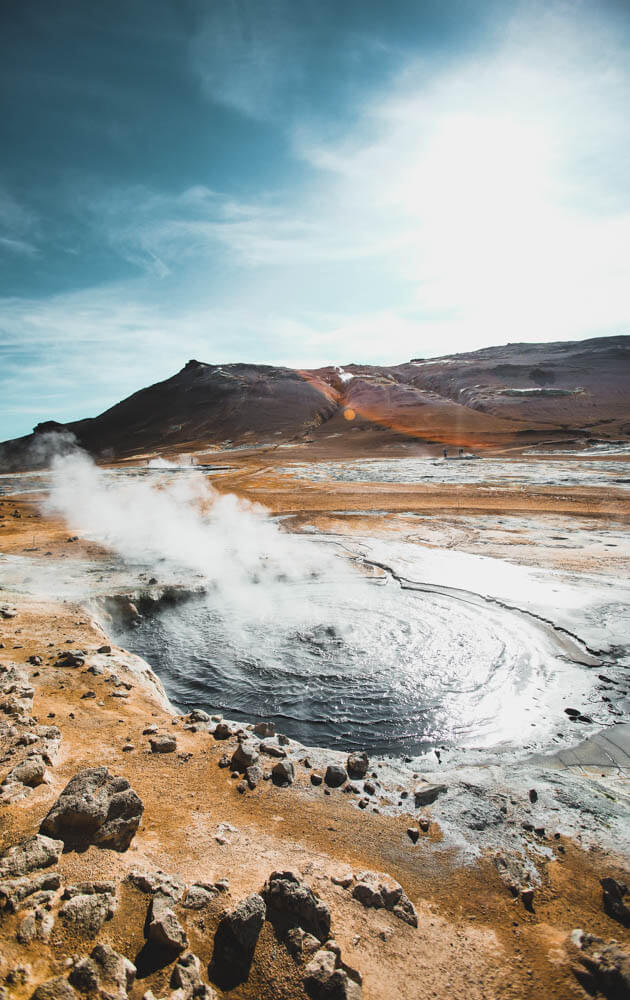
[324,764,347,789]
[16,907,54,944]
[59,889,117,936]
[0,871,61,912]
[30,977,76,1000]
[263,871,330,942]
[221,893,266,954]
[142,724,158,735]
[182,883,216,910]
[55,651,85,668]
[4,754,47,788]
[304,948,362,999]
[310,772,323,786]
[346,752,369,780]
[126,868,185,900]
[571,930,630,997]
[254,721,275,737]
[218,754,231,768]
[28,655,43,666]
[146,891,188,953]
[601,877,630,926]
[272,760,295,787]
[259,740,287,758]
[213,722,231,740]
[521,887,535,911]
[97,645,112,654]
[351,871,418,927]
[0,835,63,879]
[418,817,430,833]
[171,951,213,997]
[331,873,354,889]
[40,766,143,851]
[407,828,420,844]
[414,782,447,807]
[245,764,262,789]
[149,735,177,753]
[529,788,538,803]
[230,740,259,772]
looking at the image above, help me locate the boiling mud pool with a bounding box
[112,559,599,755]
[280,457,630,489]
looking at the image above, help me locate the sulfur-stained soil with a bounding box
[1,464,629,1000]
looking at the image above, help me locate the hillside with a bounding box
[1,336,629,468]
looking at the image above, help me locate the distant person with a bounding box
[458,448,464,457]
[443,448,448,459]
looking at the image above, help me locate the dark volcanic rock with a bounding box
[263,870,331,942]
[325,765,347,789]
[601,877,630,926]
[40,767,143,851]
[346,752,369,779]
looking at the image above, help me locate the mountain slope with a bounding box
[1,336,628,468]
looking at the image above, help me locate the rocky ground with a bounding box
[1,467,630,1000]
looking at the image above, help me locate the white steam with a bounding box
[45,450,357,623]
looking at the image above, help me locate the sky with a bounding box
[1,0,630,439]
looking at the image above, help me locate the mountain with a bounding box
[1,336,629,468]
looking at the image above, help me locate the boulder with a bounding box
[352,871,418,927]
[346,753,369,780]
[601,877,630,926]
[325,765,347,789]
[571,930,630,997]
[149,735,177,753]
[59,886,117,936]
[272,761,295,787]
[30,978,76,1000]
[222,894,266,954]
[245,764,263,789]
[263,871,330,941]
[17,907,54,944]
[69,944,135,1000]
[230,740,259,772]
[40,767,143,851]
[0,835,63,879]
[254,721,276,737]
[414,782,447,807]
[147,891,188,953]
[259,740,287,758]
[0,872,61,913]
[5,754,47,788]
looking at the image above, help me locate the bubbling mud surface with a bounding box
[281,457,630,489]
[110,551,608,755]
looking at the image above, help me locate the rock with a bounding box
[254,721,276,737]
[40,767,143,851]
[222,894,266,953]
[230,740,259,772]
[304,949,363,999]
[418,817,430,833]
[414,782,447,807]
[571,930,630,997]
[259,740,287,758]
[127,867,185,898]
[272,760,295,787]
[188,708,211,723]
[70,943,136,1000]
[149,735,177,753]
[17,907,54,944]
[182,884,216,910]
[143,724,158,735]
[331,873,354,889]
[363,780,376,796]
[171,952,206,995]
[30,978,76,1000]
[0,872,61,912]
[346,752,369,779]
[4,754,47,788]
[28,655,43,666]
[521,887,535,911]
[97,645,112,654]
[263,871,330,941]
[56,651,85,668]
[0,835,63,879]
[352,871,417,927]
[325,765,347,788]
[59,890,117,936]
[213,722,231,740]
[407,828,420,844]
[310,772,323,786]
[245,764,262,789]
[529,788,538,803]
[147,891,188,953]
[601,877,630,926]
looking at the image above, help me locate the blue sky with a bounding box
[1,0,630,439]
